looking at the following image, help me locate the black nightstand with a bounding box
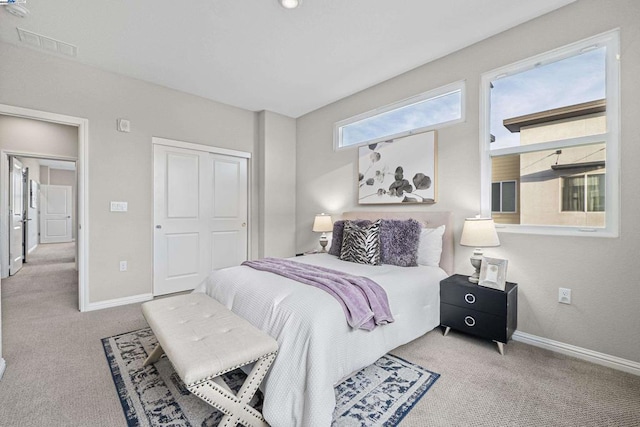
[440,274,517,355]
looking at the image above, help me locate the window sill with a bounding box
[494,224,618,238]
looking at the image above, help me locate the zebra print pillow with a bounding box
[339,220,382,265]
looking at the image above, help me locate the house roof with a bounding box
[503,99,606,133]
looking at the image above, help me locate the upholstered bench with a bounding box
[141,293,279,427]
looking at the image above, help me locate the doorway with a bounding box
[0,104,89,311]
[7,155,76,278]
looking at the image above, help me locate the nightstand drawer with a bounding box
[441,303,509,343]
[440,274,510,316]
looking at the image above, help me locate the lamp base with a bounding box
[468,249,483,283]
[319,234,328,253]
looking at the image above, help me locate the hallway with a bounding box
[0,242,147,426]
[3,242,77,313]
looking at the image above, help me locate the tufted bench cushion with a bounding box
[142,292,278,427]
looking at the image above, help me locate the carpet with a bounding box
[102,328,440,426]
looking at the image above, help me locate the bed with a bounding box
[193,211,453,426]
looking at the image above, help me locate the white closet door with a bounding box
[153,144,248,296]
[209,153,248,270]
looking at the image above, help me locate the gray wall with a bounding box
[0,41,259,303]
[258,111,297,258]
[296,0,640,363]
[0,115,78,158]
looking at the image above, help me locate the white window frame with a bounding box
[334,80,465,150]
[492,180,518,213]
[479,30,620,237]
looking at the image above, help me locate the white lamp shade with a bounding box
[312,214,333,232]
[460,218,500,247]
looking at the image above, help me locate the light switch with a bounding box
[110,201,128,212]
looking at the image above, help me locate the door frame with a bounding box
[0,104,89,312]
[151,136,252,293]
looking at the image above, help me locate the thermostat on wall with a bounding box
[117,118,131,133]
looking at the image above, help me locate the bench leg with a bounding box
[188,353,276,427]
[143,344,165,367]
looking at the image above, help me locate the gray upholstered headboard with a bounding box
[341,211,454,275]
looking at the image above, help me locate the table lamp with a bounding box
[312,213,333,252]
[460,217,500,283]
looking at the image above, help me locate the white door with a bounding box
[153,144,248,296]
[39,185,73,243]
[9,158,24,275]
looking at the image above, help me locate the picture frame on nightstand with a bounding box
[479,257,508,291]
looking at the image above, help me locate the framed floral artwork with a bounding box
[358,131,437,204]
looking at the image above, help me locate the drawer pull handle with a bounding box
[464,316,476,327]
[464,293,476,304]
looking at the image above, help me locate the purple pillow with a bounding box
[379,219,422,267]
[328,219,371,256]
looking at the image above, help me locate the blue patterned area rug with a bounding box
[102,328,439,427]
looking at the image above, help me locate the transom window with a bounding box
[480,30,619,236]
[334,81,465,149]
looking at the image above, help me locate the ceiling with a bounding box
[0,0,575,118]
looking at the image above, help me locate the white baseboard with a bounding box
[0,357,6,380]
[513,331,640,376]
[84,293,153,312]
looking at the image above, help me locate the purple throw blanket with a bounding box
[241,258,394,331]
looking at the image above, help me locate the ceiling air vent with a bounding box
[17,27,77,57]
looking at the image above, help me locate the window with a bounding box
[562,173,605,212]
[480,30,619,236]
[492,181,517,213]
[334,81,464,149]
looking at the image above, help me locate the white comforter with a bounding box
[193,254,446,427]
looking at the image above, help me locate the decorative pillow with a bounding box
[417,225,446,267]
[339,220,382,265]
[328,219,372,256]
[379,219,422,267]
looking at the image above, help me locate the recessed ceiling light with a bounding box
[279,0,300,9]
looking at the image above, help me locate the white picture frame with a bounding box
[479,257,508,291]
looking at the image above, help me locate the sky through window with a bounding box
[490,48,606,150]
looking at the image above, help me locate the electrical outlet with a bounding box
[558,287,571,304]
[119,261,127,272]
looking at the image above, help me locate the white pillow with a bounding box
[417,225,445,266]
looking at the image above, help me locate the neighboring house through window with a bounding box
[562,173,605,212]
[480,30,619,236]
[492,181,517,213]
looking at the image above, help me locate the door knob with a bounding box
[241,222,246,227]
[156,225,162,229]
